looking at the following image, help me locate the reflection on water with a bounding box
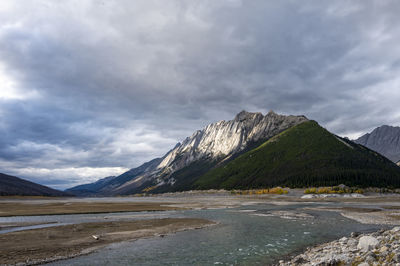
[35,202,384,266]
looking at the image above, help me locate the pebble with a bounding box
[279,226,400,265]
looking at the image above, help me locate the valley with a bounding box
[2,111,400,265]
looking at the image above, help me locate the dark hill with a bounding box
[65,176,117,196]
[194,121,400,189]
[0,173,71,196]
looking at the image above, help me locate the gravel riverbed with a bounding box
[280,226,400,265]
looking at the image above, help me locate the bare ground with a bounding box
[0,218,215,265]
[0,201,182,217]
[304,205,400,225]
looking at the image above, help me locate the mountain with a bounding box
[68,110,308,195]
[68,111,400,196]
[194,121,400,189]
[66,157,164,196]
[66,176,117,196]
[0,173,71,196]
[354,125,400,162]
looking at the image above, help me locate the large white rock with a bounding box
[391,226,400,233]
[357,236,379,252]
[301,194,316,199]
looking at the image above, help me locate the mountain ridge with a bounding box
[354,125,400,162]
[195,121,400,189]
[68,110,308,195]
[0,173,71,197]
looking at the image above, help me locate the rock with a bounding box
[301,194,316,199]
[351,232,360,238]
[391,226,400,233]
[358,236,379,252]
[352,193,366,198]
[364,254,377,263]
[394,253,400,263]
[347,238,357,247]
[92,235,99,240]
[379,246,388,253]
[358,263,369,266]
[292,257,308,264]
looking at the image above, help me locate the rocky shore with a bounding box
[280,227,400,265]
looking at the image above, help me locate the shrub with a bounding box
[305,188,317,194]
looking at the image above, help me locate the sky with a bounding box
[1,0,400,190]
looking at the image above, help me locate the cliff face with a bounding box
[157,111,308,174]
[355,125,400,162]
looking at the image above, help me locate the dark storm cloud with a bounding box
[1,0,400,189]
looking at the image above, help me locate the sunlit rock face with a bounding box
[355,125,400,163]
[157,110,308,173]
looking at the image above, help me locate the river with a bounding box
[2,201,379,265]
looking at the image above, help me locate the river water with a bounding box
[1,201,374,265]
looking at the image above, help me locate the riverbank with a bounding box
[0,218,215,265]
[280,227,400,265]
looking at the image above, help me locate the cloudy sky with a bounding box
[1,0,400,189]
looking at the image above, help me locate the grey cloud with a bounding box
[1,0,400,188]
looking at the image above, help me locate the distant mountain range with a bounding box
[0,173,70,197]
[65,176,117,196]
[354,125,400,163]
[68,111,400,196]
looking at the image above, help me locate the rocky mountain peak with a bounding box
[156,110,308,173]
[355,125,400,162]
[234,110,263,122]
